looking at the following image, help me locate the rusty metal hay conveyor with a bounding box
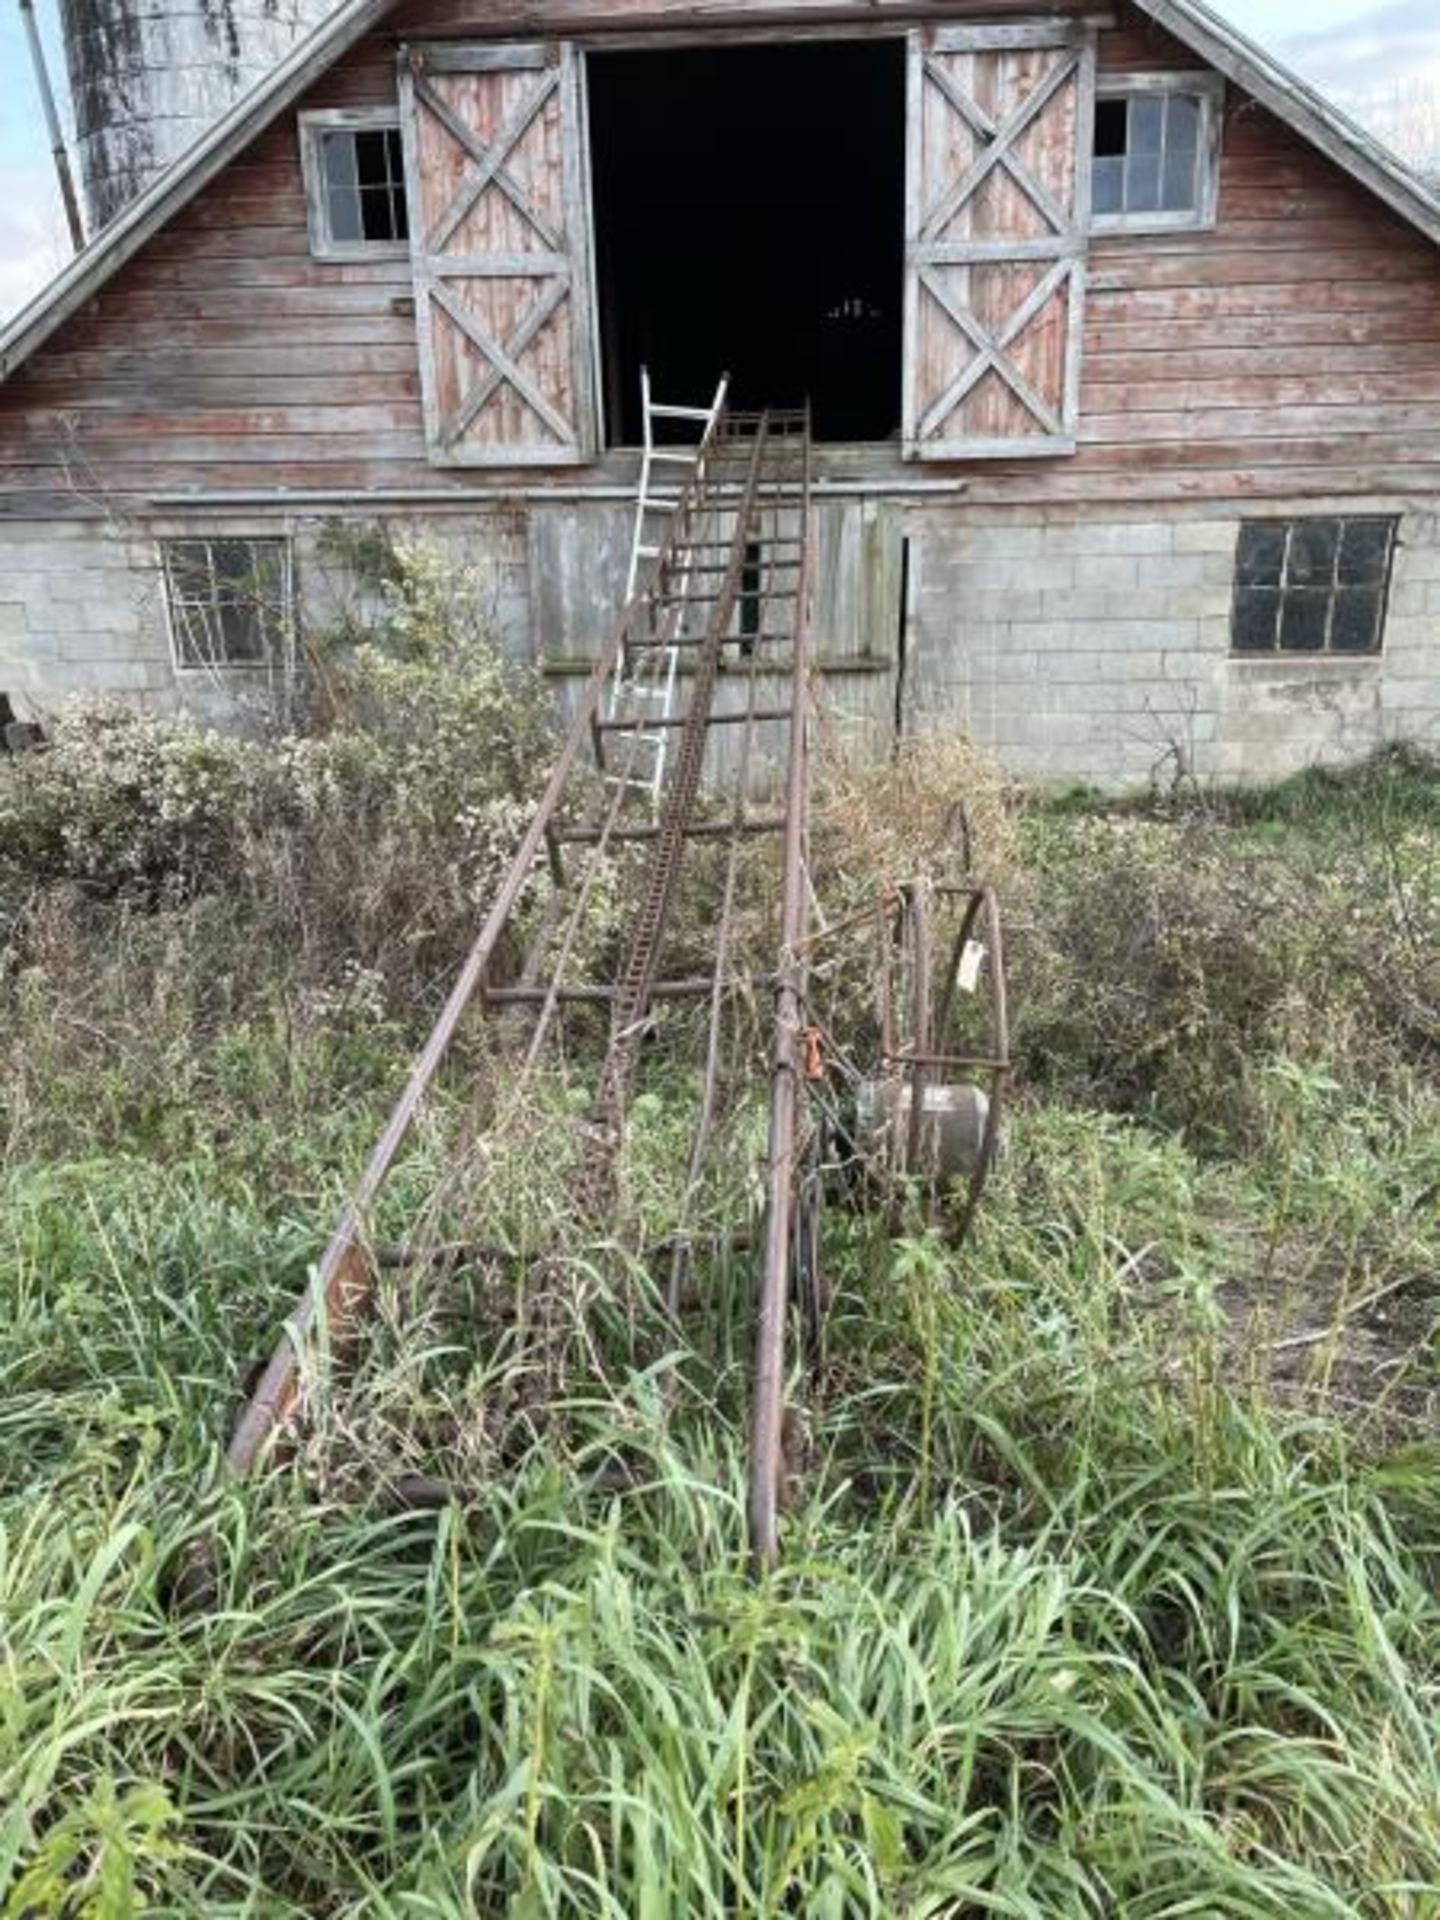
[226,391,1009,1567]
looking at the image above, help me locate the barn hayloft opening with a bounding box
[588,41,907,448]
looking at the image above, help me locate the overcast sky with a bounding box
[2,0,1439,320]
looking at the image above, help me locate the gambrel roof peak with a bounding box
[2,0,1438,385]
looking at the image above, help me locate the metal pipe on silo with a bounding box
[16,0,86,253]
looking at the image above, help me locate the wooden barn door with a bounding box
[399,43,599,467]
[904,24,1095,461]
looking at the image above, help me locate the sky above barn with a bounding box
[0,0,1438,322]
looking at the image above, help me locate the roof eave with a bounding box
[2,0,1439,390]
[1146,0,1440,247]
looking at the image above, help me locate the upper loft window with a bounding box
[161,538,294,672]
[1092,75,1222,233]
[299,110,409,260]
[1231,517,1398,658]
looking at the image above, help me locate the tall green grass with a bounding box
[2,1090,1438,1915]
[3,748,1438,1914]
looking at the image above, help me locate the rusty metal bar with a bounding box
[226,636,641,1474]
[795,892,903,954]
[749,413,814,1571]
[948,887,1010,1248]
[595,705,792,734]
[660,630,796,651]
[656,538,804,556]
[484,977,769,1007]
[555,815,785,846]
[519,766,636,1076]
[677,560,803,578]
[667,562,775,1324]
[904,884,933,1179]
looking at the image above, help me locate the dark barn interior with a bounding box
[588,41,908,446]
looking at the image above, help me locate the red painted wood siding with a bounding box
[2,1,1438,509]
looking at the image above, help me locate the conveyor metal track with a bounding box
[224,390,1006,1570]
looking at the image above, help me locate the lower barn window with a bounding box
[1231,517,1397,657]
[162,538,294,671]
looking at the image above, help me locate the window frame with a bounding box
[298,107,410,262]
[1091,71,1224,236]
[159,536,297,675]
[1228,515,1398,662]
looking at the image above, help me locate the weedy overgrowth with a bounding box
[1,563,1438,1913]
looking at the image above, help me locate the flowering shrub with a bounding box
[0,539,554,912]
[0,700,266,895]
[0,538,567,1114]
[321,536,550,835]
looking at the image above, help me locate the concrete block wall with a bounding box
[0,520,175,715]
[3,496,1438,790]
[904,500,1440,790]
[0,508,531,732]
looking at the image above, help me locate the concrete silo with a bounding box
[58,0,336,231]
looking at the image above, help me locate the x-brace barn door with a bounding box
[400,42,599,467]
[904,24,1095,461]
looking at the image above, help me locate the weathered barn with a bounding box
[2,0,1439,786]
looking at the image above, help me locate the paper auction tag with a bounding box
[956,940,986,996]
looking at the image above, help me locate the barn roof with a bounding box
[3,0,1439,385]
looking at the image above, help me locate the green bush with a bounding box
[1012,765,1440,1147]
[0,539,559,1160]
[0,538,553,912]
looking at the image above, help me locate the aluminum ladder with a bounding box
[606,368,729,812]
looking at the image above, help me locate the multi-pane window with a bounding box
[162,538,294,671]
[1092,78,1221,230]
[321,127,407,243]
[1231,518,1397,658]
[300,112,408,258]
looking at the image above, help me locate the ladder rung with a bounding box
[650,404,715,421]
[641,591,792,612]
[650,450,699,464]
[484,977,769,1007]
[486,983,676,1007]
[616,678,674,697]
